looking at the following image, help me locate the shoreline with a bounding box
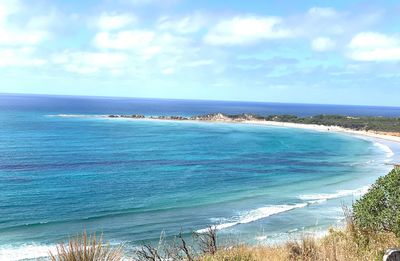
[244,120,400,144]
[99,113,400,150]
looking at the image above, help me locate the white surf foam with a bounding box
[0,244,57,261]
[255,235,267,241]
[47,114,108,118]
[307,199,327,204]
[47,114,86,117]
[299,186,369,201]
[373,142,395,158]
[196,203,307,233]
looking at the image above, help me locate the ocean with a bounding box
[0,94,399,260]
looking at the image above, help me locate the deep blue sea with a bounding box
[0,94,399,260]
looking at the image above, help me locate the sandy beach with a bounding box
[244,120,400,144]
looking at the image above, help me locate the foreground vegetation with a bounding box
[49,232,123,261]
[49,168,400,260]
[201,219,398,261]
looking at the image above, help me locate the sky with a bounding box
[0,0,400,106]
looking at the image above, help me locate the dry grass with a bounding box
[200,244,286,261]
[49,231,123,261]
[47,218,399,261]
[200,222,399,261]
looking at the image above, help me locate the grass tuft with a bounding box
[49,231,123,261]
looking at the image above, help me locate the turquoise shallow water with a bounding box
[0,94,398,260]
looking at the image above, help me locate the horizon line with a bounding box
[1,91,399,109]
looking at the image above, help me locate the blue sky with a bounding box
[0,0,400,106]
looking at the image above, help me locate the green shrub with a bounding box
[353,167,400,237]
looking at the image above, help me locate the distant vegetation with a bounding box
[48,168,400,261]
[264,114,400,132]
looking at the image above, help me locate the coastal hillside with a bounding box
[49,167,400,261]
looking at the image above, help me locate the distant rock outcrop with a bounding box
[107,113,263,122]
[190,113,261,122]
[150,115,188,120]
[190,113,231,121]
[108,114,145,119]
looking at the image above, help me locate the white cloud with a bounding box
[72,26,198,76]
[161,67,174,75]
[307,7,338,18]
[349,32,398,49]
[0,29,48,46]
[96,13,136,31]
[93,30,155,50]
[155,33,191,49]
[158,13,207,34]
[0,0,49,46]
[285,7,347,37]
[0,47,46,66]
[311,37,335,52]
[185,59,214,67]
[52,51,129,74]
[0,0,52,68]
[94,30,155,50]
[65,65,100,74]
[141,46,161,60]
[291,7,381,38]
[203,16,292,46]
[26,11,59,30]
[121,0,179,6]
[0,1,19,23]
[123,0,156,4]
[93,30,192,62]
[347,32,400,61]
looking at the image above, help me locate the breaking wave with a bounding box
[0,244,57,261]
[298,186,370,201]
[46,114,105,118]
[196,203,307,233]
[373,142,394,158]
